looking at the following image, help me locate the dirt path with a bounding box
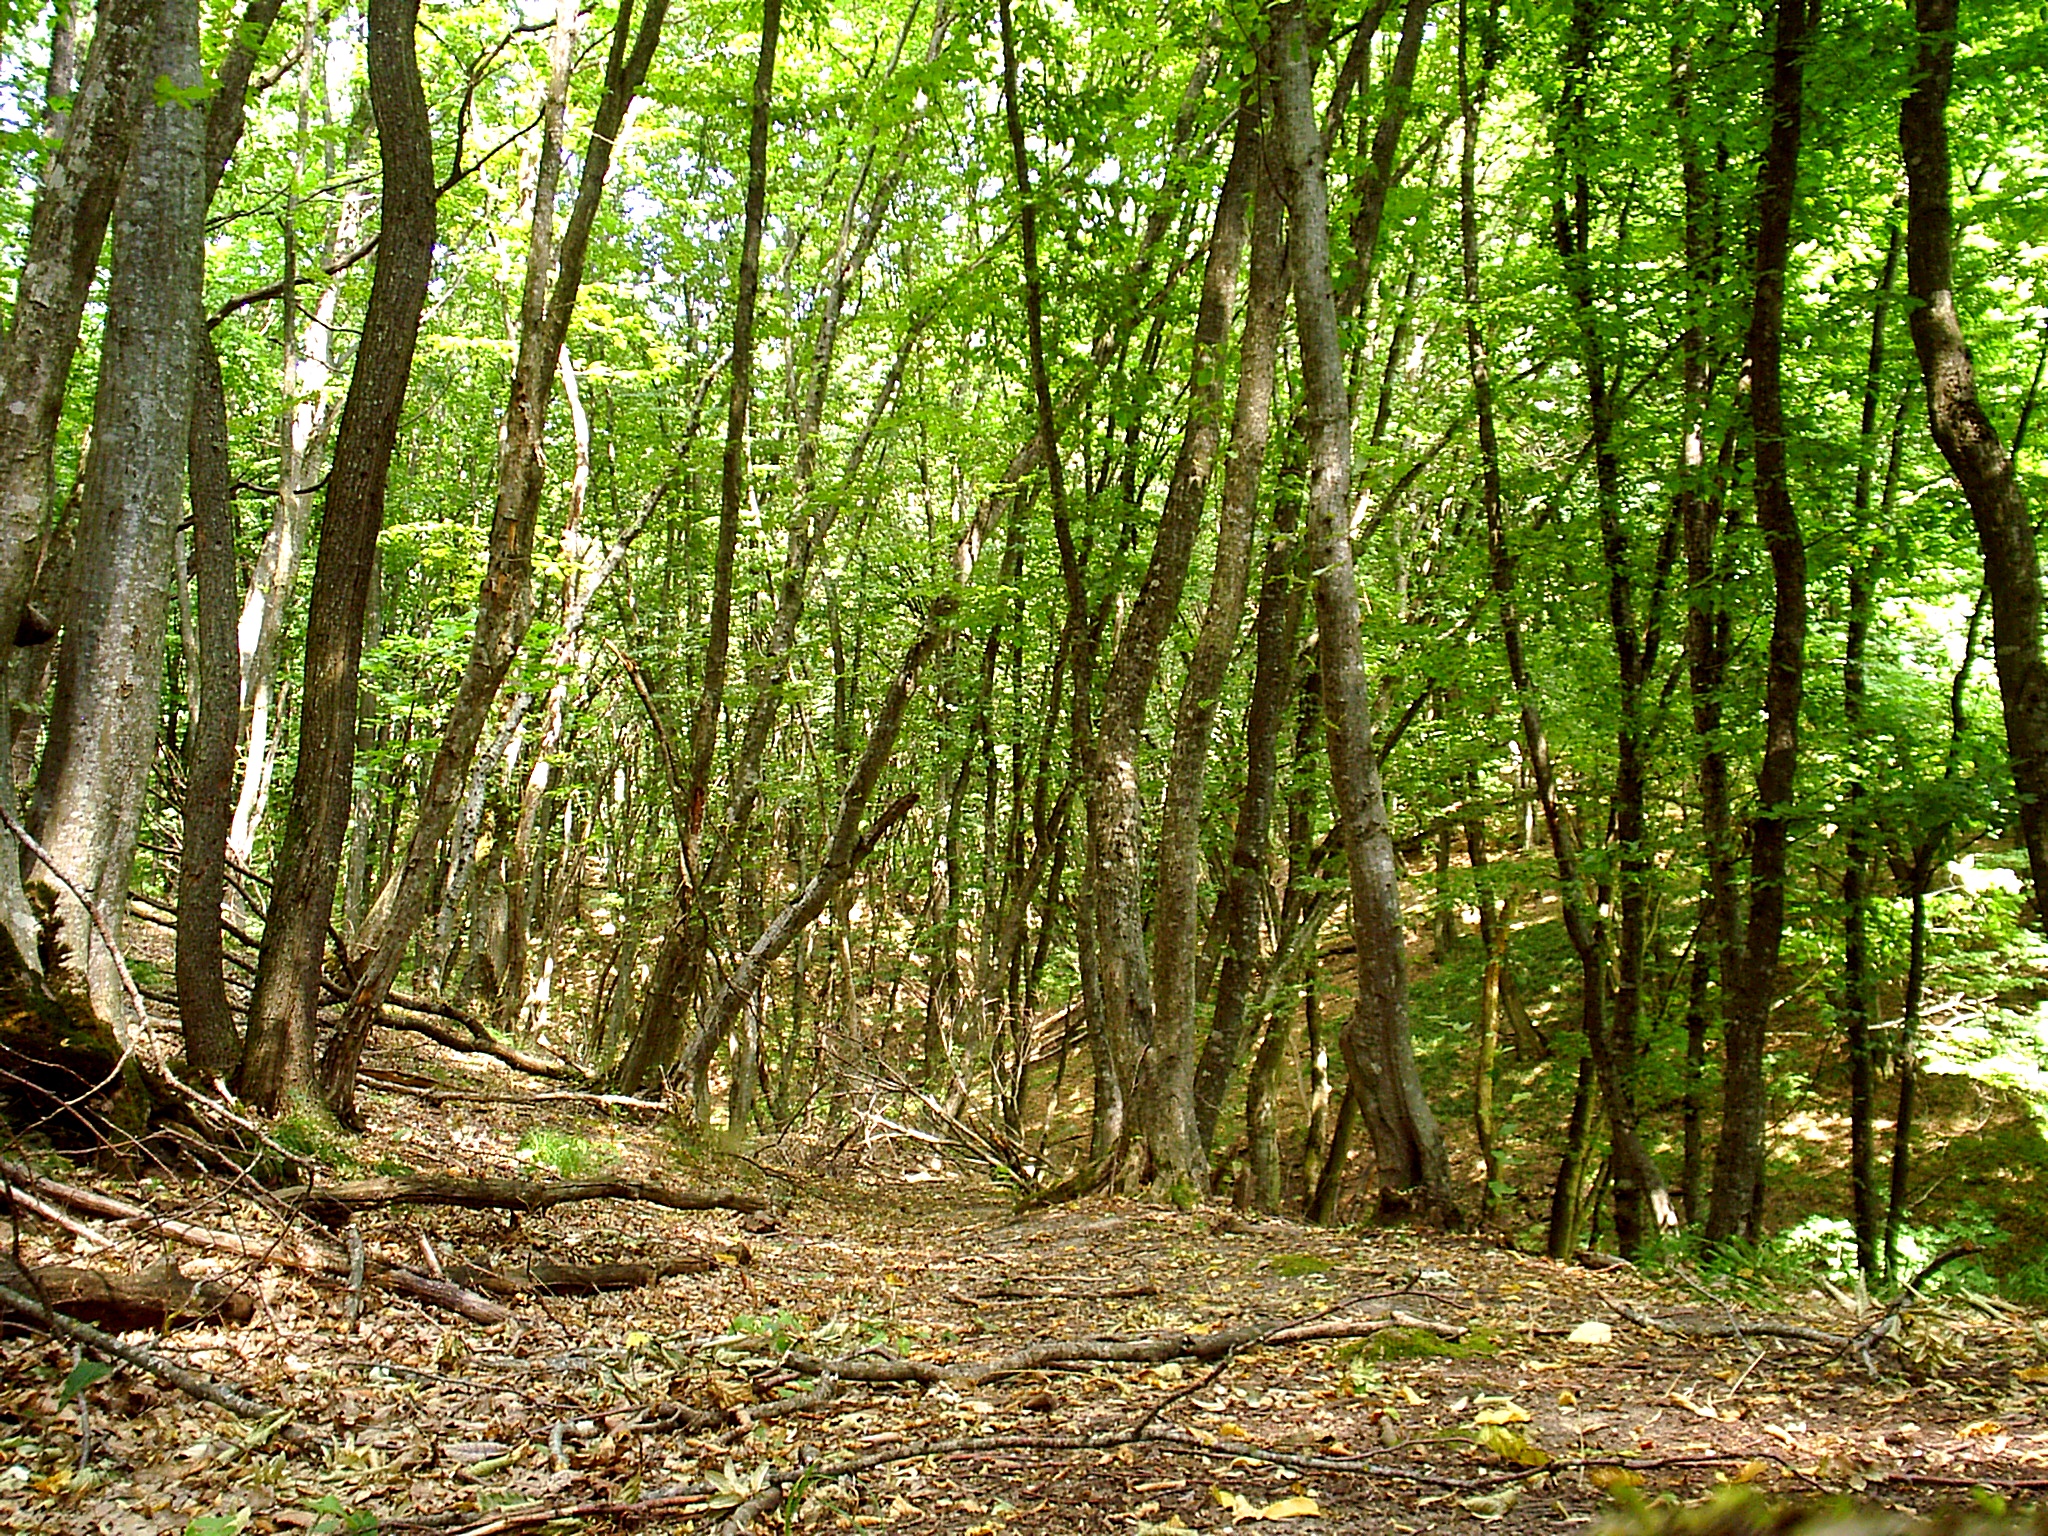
[4,1042,2046,1535]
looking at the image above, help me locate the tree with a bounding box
[27,0,206,1030]
[237,0,437,1113]
[1273,0,1454,1222]
[1898,0,2048,931]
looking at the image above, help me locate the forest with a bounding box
[7,0,2048,1525]
[2,0,2048,1352]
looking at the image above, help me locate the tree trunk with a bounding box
[1839,230,1903,1277]
[1151,85,1285,1183]
[1086,82,1255,1190]
[177,328,243,1082]
[1193,444,1304,1154]
[176,0,286,1083]
[1707,0,1817,1248]
[1273,0,1454,1222]
[324,0,675,1120]
[237,0,436,1114]
[0,0,164,976]
[28,0,204,1029]
[609,0,774,1099]
[1899,0,2048,929]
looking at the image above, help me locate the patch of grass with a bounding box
[1269,1253,1333,1277]
[516,1126,618,1178]
[272,1110,357,1175]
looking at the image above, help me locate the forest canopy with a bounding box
[0,0,2045,1282]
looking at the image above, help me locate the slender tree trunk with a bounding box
[28,0,204,1028]
[1707,0,1817,1247]
[610,0,775,1098]
[1081,84,1256,1189]
[176,0,287,1082]
[177,328,243,1082]
[1193,444,1304,1153]
[324,0,675,1119]
[1273,0,1454,1222]
[1152,91,1286,1181]
[1840,229,1903,1277]
[237,0,436,1114]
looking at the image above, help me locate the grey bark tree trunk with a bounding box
[0,0,164,977]
[27,0,204,1029]
[1088,88,1255,1189]
[1273,0,1454,1222]
[1146,89,1283,1186]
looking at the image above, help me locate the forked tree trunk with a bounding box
[1146,85,1286,1187]
[237,0,436,1114]
[1089,85,1255,1189]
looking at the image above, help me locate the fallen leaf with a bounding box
[1254,1496,1322,1519]
[1731,1460,1771,1484]
[1587,1467,1644,1490]
[1473,1404,1531,1425]
[1959,1420,2003,1438]
[1568,1320,1613,1346]
[1459,1488,1520,1520]
[1476,1424,1550,1467]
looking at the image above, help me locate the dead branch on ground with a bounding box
[279,1173,772,1224]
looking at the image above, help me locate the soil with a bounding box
[5,1032,2048,1536]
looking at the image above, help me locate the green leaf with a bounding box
[56,1358,114,1408]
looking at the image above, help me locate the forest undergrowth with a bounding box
[7,1016,2048,1536]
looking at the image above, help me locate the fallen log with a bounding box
[0,1256,254,1329]
[439,1245,749,1297]
[2,1158,508,1324]
[281,1175,772,1225]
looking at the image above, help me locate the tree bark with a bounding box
[324,0,675,1120]
[237,0,436,1114]
[28,0,204,1029]
[177,0,288,1084]
[1148,84,1285,1186]
[1086,82,1255,1189]
[1706,0,1816,1248]
[1838,228,1902,1276]
[1899,0,2048,929]
[0,0,164,976]
[1273,0,1454,1222]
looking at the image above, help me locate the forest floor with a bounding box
[7,1031,2048,1536]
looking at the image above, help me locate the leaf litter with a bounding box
[4,1037,2048,1535]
